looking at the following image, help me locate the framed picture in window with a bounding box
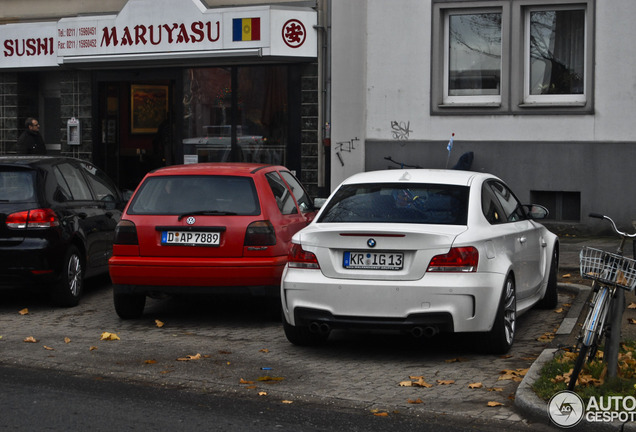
[130,84,168,134]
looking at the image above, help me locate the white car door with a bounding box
[487,181,544,300]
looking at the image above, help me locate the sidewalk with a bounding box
[515,236,636,431]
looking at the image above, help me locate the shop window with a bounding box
[182,66,288,165]
[431,0,594,114]
[530,190,580,222]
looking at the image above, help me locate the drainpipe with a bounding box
[315,0,331,196]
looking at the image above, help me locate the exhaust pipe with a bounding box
[423,326,439,338]
[309,322,331,335]
[411,326,439,338]
[411,327,424,338]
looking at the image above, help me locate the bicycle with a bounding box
[568,213,636,390]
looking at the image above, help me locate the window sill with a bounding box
[438,102,502,108]
[518,102,587,108]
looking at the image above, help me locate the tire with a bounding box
[567,344,589,391]
[568,286,611,390]
[51,245,83,307]
[282,317,329,346]
[485,275,516,354]
[537,246,559,309]
[581,287,611,346]
[114,291,146,319]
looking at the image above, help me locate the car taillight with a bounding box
[6,208,60,229]
[427,247,478,272]
[114,220,138,245]
[287,243,320,269]
[245,221,276,246]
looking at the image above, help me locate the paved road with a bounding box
[0,276,568,430]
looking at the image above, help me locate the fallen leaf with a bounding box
[537,332,555,342]
[19,308,29,315]
[259,349,270,353]
[499,354,513,359]
[399,381,413,387]
[219,350,232,354]
[100,332,120,341]
[24,336,37,343]
[445,357,468,363]
[258,392,267,396]
[144,359,157,364]
[239,378,255,385]
[177,353,202,361]
[373,412,388,417]
[282,400,293,404]
[89,346,98,351]
[468,382,483,389]
[487,401,504,407]
[64,337,71,344]
[628,302,636,309]
[412,377,433,388]
[43,345,54,350]
[257,376,284,382]
[562,274,571,278]
[437,380,455,385]
[487,387,504,392]
[554,308,564,313]
[407,398,423,404]
[629,319,636,325]
[155,320,164,328]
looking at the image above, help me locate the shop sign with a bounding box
[1,22,58,68]
[0,0,316,69]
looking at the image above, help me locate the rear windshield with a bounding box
[318,183,469,225]
[127,175,260,216]
[0,170,35,202]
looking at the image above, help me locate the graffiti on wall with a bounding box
[391,121,412,140]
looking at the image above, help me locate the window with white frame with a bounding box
[524,6,586,104]
[445,10,502,104]
[432,0,593,114]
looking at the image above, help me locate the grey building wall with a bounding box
[366,140,636,235]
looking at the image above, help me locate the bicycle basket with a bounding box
[579,247,636,291]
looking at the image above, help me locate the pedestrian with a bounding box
[17,117,47,155]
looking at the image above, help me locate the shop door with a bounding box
[98,81,175,192]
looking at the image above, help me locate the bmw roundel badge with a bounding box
[367,238,376,248]
[186,216,196,225]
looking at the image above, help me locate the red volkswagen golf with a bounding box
[109,163,317,319]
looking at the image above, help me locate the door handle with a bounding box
[518,237,527,244]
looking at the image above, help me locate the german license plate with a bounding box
[161,231,220,246]
[343,251,404,270]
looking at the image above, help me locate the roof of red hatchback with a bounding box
[146,163,283,177]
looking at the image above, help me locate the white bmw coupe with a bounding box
[281,169,559,354]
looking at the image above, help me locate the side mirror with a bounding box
[525,204,549,220]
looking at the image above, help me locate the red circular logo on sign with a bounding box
[282,19,306,48]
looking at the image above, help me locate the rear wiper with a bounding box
[178,210,237,221]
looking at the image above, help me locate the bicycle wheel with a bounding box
[582,286,611,347]
[568,286,612,390]
[568,344,589,391]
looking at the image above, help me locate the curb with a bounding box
[515,283,635,431]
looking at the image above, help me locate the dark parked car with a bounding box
[0,156,125,306]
